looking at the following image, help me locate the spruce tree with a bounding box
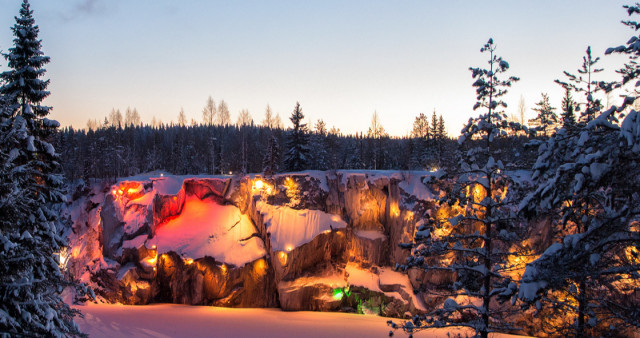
[394,39,523,338]
[0,1,85,336]
[519,7,640,336]
[531,93,558,137]
[283,102,309,172]
[560,85,577,129]
[555,46,604,124]
[263,133,281,176]
[310,119,328,170]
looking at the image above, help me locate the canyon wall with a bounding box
[66,170,457,318]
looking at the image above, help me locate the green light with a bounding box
[332,288,344,300]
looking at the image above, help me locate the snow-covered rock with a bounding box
[66,170,441,316]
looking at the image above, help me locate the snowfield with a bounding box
[74,303,522,338]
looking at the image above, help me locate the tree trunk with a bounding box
[577,278,586,337]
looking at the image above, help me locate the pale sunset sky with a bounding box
[0,0,634,136]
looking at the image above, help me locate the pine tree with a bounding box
[560,85,577,129]
[431,110,438,140]
[262,133,281,176]
[555,46,604,124]
[310,119,328,170]
[518,7,640,336]
[0,1,86,336]
[283,102,310,172]
[531,93,558,137]
[435,114,447,167]
[394,38,523,338]
[437,115,446,139]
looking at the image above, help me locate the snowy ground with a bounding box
[75,303,522,338]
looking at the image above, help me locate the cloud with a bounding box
[58,0,112,22]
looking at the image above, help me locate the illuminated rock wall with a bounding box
[67,171,441,316]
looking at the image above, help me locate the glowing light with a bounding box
[391,204,400,217]
[220,264,227,273]
[278,251,288,266]
[331,215,341,222]
[160,173,164,177]
[286,245,293,252]
[151,244,157,250]
[172,196,177,202]
[472,184,485,203]
[118,189,124,195]
[404,210,414,221]
[111,189,116,196]
[228,171,232,175]
[284,177,296,190]
[332,288,344,300]
[626,246,640,264]
[252,179,274,195]
[185,258,194,265]
[253,258,267,275]
[57,247,69,270]
[146,254,157,265]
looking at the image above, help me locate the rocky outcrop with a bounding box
[67,171,441,317]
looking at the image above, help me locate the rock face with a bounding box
[67,171,444,317]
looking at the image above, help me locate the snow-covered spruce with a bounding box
[283,102,310,172]
[0,1,87,336]
[519,8,640,336]
[393,38,526,338]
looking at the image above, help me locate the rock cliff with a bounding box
[66,170,450,317]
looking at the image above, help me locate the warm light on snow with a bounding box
[257,201,347,251]
[155,195,265,267]
[252,179,273,194]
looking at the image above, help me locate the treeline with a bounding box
[53,121,451,181]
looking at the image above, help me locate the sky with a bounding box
[0,0,635,136]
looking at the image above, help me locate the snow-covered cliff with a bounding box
[65,170,448,317]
